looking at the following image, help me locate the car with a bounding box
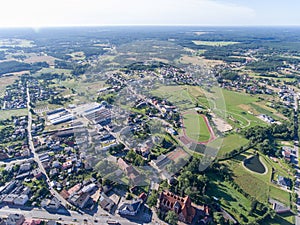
[58,218,62,220]
[94,219,98,223]
[73,219,77,222]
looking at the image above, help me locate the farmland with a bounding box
[192,40,240,46]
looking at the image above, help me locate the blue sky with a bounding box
[0,0,299,27]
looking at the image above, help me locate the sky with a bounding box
[0,0,299,27]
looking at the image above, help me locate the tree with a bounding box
[147,190,158,207]
[165,210,178,225]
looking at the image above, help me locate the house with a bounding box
[138,192,147,202]
[62,160,72,169]
[32,169,43,179]
[117,158,142,184]
[41,197,62,212]
[23,219,41,225]
[277,175,291,189]
[281,146,293,162]
[60,190,70,199]
[150,154,170,171]
[158,190,196,224]
[19,163,31,173]
[270,199,291,214]
[82,183,97,193]
[118,199,143,216]
[6,214,25,225]
[3,194,18,205]
[99,193,116,213]
[13,194,29,205]
[69,192,91,209]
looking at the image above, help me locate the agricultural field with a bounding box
[192,40,240,46]
[0,74,20,96]
[0,38,34,48]
[24,54,57,66]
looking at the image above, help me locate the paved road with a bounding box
[26,86,74,210]
[25,85,156,224]
[293,93,300,225]
[0,205,155,225]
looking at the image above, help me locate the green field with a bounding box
[182,113,210,142]
[225,150,291,206]
[192,40,240,46]
[0,109,27,120]
[209,134,249,157]
[261,213,295,225]
[208,174,261,224]
[152,86,201,110]
[211,88,270,128]
[210,149,294,224]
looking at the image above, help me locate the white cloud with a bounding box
[0,0,256,27]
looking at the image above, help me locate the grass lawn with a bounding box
[182,113,210,142]
[151,85,194,110]
[60,78,107,96]
[261,213,295,225]
[211,88,269,128]
[209,134,249,157]
[224,150,291,206]
[0,108,27,120]
[151,85,205,110]
[207,173,260,224]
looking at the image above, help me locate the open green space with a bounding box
[210,134,249,157]
[224,150,292,206]
[0,108,27,120]
[208,174,260,224]
[34,68,72,77]
[212,88,270,128]
[182,113,210,142]
[151,85,194,110]
[261,213,295,225]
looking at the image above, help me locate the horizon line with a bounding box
[0,24,300,29]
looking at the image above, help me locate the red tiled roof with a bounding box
[159,190,196,223]
[60,189,70,199]
[138,192,147,201]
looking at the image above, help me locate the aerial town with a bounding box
[0,26,299,225]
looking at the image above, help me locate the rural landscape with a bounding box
[0,25,299,225]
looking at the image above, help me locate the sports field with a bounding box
[182,113,211,143]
